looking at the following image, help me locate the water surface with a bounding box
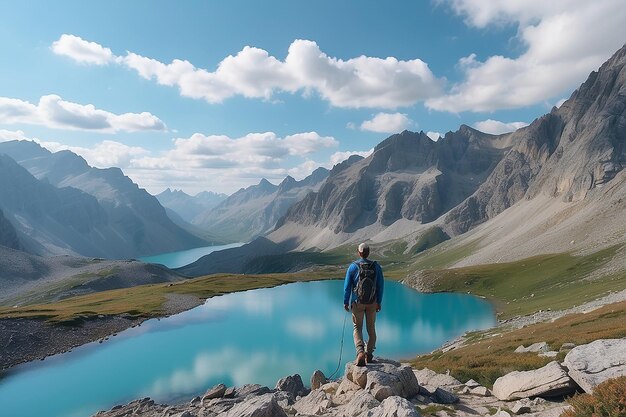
[139,243,243,269]
[0,280,495,417]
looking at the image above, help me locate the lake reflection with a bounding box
[0,280,495,417]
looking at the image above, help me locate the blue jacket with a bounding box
[343,258,384,305]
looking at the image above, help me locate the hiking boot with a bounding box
[366,352,375,363]
[356,352,366,366]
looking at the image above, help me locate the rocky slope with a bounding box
[445,43,626,236]
[156,188,227,223]
[194,168,329,242]
[0,208,21,250]
[0,141,206,257]
[0,245,184,306]
[270,128,513,250]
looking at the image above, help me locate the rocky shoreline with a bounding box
[93,339,626,417]
[0,293,201,372]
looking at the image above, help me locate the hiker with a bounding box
[343,242,384,366]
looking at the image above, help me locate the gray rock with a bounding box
[293,389,332,415]
[311,369,327,390]
[413,368,461,391]
[364,363,421,401]
[341,390,381,417]
[224,393,287,417]
[433,387,459,404]
[223,387,236,398]
[337,377,362,396]
[560,343,576,351]
[345,363,369,388]
[234,384,271,398]
[365,396,421,417]
[190,396,201,405]
[494,410,512,417]
[468,386,491,396]
[464,378,481,388]
[492,361,575,401]
[511,399,532,414]
[563,338,626,393]
[202,384,227,401]
[538,351,559,358]
[275,374,308,397]
[514,342,549,353]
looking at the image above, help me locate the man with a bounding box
[343,242,384,366]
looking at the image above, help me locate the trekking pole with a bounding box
[327,309,348,380]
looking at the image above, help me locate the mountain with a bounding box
[0,141,206,258]
[445,43,626,235]
[271,43,626,261]
[271,128,513,249]
[0,208,21,250]
[156,188,227,223]
[193,168,330,242]
[0,245,184,306]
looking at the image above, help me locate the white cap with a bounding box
[358,242,369,253]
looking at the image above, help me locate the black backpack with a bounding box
[354,260,377,304]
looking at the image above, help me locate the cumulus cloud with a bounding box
[0,95,166,133]
[0,129,30,142]
[428,0,626,112]
[53,35,443,109]
[473,119,528,135]
[51,34,116,65]
[360,112,412,133]
[42,139,149,168]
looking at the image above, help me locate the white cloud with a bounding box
[41,139,149,168]
[428,0,626,112]
[360,112,412,133]
[329,149,373,166]
[426,131,442,141]
[53,35,443,109]
[51,34,116,65]
[0,129,30,142]
[473,119,528,135]
[0,95,166,133]
[555,98,567,108]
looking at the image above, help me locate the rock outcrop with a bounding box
[563,338,626,393]
[94,360,574,417]
[492,361,575,401]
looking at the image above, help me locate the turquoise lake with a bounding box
[138,243,244,269]
[0,280,495,417]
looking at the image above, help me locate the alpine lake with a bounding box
[0,246,496,417]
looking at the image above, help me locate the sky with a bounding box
[1,0,625,195]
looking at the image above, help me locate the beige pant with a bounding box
[351,302,377,355]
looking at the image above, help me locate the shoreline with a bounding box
[2,277,624,375]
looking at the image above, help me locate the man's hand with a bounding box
[376,303,381,312]
[344,304,350,312]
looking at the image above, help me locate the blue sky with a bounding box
[1,0,625,194]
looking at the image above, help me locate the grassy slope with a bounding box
[410,301,626,387]
[0,272,338,323]
[419,245,626,319]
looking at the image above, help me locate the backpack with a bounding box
[354,260,377,304]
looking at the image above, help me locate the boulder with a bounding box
[311,369,327,390]
[563,338,626,393]
[224,393,287,417]
[538,351,558,358]
[365,396,421,417]
[492,361,575,401]
[510,399,532,414]
[202,383,227,401]
[345,363,369,388]
[560,343,576,351]
[275,374,308,398]
[464,378,481,388]
[413,368,461,392]
[337,377,362,395]
[364,363,421,401]
[494,410,512,417]
[433,387,459,404]
[293,389,332,415]
[235,384,271,398]
[514,342,549,353]
[468,386,491,397]
[340,390,381,417]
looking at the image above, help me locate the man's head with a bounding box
[358,242,370,259]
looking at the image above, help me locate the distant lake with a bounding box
[0,280,495,417]
[139,243,244,269]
